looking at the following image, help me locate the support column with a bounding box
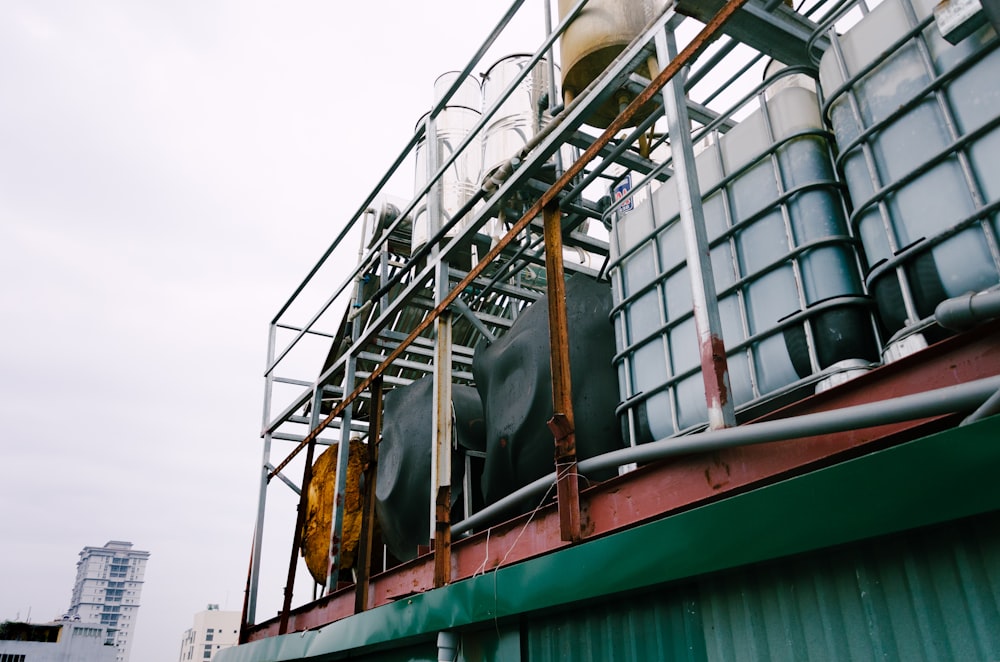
[246,324,278,632]
[543,202,582,542]
[426,111,454,587]
[279,386,323,634]
[431,310,453,586]
[354,376,384,613]
[325,284,363,594]
[657,24,736,430]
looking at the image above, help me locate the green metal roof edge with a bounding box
[219,415,1000,662]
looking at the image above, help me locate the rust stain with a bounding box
[701,334,730,406]
[705,452,732,490]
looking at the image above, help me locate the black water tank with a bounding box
[473,275,624,509]
[376,376,485,561]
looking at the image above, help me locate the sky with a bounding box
[0,2,541,660]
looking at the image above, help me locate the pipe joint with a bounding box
[437,630,459,662]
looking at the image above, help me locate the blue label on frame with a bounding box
[614,174,634,213]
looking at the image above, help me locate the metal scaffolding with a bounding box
[239,0,994,636]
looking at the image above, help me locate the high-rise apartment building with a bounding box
[177,604,240,661]
[66,541,150,662]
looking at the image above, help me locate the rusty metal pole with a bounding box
[432,311,454,587]
[278,389,322,634]
[238,535,254,644]
[354,376,383,613]
[543,203,582,542]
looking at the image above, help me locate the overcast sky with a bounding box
[0,2,541,659]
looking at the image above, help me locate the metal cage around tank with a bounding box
[608,67,880,442]
[816,0,1000,357]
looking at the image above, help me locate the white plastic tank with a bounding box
[411,72,484,252]
[818,0,1000,358]
[608,78,879,441]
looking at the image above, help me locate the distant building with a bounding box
[177,604,240,662]
[66,541,150,662]
[0,618,117,662]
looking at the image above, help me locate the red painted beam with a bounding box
[244,321,1000,642]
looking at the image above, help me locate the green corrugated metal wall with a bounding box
[520,511,1000,661]
[218,420,1000,662]
[332,509,1000,661]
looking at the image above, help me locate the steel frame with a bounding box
[239,0,974,640]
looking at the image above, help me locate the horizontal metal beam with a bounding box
[675,0,826,66]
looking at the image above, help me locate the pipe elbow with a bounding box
[935,288,1000,331]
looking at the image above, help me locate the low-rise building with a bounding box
[0,618,117,662]
[177,604,239,662]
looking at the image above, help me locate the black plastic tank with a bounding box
[472,274,625,508]
[375,376,485,562]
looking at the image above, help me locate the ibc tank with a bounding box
[411,72,484,253]
[557,0,655,128]
[818,0,1000,357]
[608,79,880,443]
[375,377,485,562]
[472,274,624,508]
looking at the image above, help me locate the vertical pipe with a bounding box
[354,377,384,613]
[543,202,582,542]
[543,0,564,176]
[658,25,736,430]
[438,631,460,662]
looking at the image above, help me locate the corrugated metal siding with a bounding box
[524,585,707,662]
[523,511,1000,661]
[353,640,437,662]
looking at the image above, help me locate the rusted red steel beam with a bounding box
[266,0,754,483]
[543,202,582,542]
[433,486,452,588]
[238,536,255,644]
[278,431,317,634]
[354,376,384,614]
[245,322,1000,641]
